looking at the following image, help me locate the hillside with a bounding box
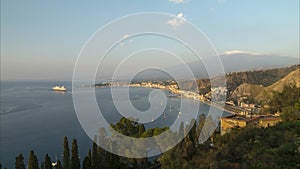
[224,64,299,94]
[267,68,300,92]
[229,83,266,101]
[230,68,300,104]
[196,64,299,95]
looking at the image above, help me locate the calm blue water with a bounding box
[0,81,229,168]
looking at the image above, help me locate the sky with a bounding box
[1,0,299,80]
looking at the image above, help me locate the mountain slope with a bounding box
[229,83,266,100]
[267,68,300,92]
[230,68,300,104]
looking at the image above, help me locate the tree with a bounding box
[28,150,39,169]
[82,150,92,169]
[91,137,100,169]
[159,147,190,169]
[15,153,25,169]
[70,139,80,169]
[62,136,70,169]
[268,85,300,121]
[55,160,62,169]
[111,117,139,137]
[44,154,52,169]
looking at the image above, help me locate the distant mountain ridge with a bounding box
[168,51,299,79]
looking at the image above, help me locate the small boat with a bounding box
[52,85,67,91]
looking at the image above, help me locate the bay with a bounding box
[0,81,229,168]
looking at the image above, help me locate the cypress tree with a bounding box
[15,153,26,169]
[188,119,197,144]
[44,154,52,169]
[70,139,80,169]
[82,150,92,169]
[28,150,39,169]
[62,136,70,169]
[55,160,62,169]
[91,137,99,169]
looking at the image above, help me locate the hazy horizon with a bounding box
[1,0,299,81]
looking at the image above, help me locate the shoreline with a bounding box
[95,85,238,116]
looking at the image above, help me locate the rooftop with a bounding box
[222,114,260,122]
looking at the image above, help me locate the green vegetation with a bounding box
[70,139,80,169]
[15,154,25,169]
[44,154,52,169]
[265,85,300,121]
[160,83,300,169]
[28,151,39,169]
[111,117,168,138]
[11,115,300,169]
[159,121,300,169]
[62,137,70,169]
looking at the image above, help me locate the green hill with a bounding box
[229,67,300,104]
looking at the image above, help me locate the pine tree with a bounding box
[55,160,62,169]
[28,150,39,169]
[70,139,80,169]
[15,153,26,169]
[62,136,70,169]
[44,154,52,169]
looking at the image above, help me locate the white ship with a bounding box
[52,85,67,91]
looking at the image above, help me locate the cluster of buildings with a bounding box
[130,81,209,102]
[220,114,282,135]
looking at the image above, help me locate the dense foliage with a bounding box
[267,85,300,121]
[160,121,300,169]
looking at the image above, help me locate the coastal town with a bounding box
[95,80,282,135]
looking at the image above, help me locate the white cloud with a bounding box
[166,12,186,28]
[169,0,187,4]
[220,50,263,56]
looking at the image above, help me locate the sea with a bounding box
[0,81,230,168]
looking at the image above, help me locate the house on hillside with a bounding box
[220,114,282,135]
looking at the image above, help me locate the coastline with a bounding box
[95,85,238,116]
